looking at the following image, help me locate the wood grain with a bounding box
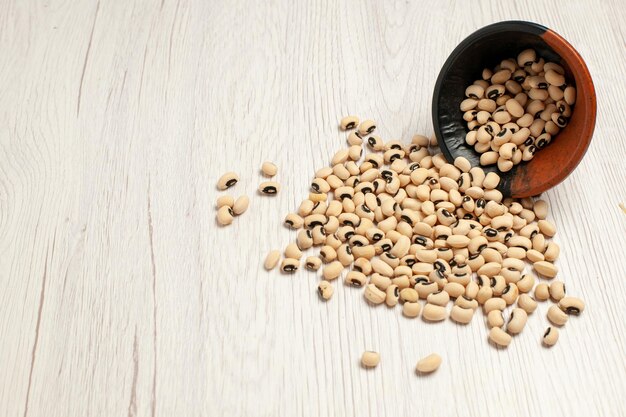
[0,1,625,416]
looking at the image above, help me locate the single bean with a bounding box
[217,171,239,190]
[361,351,380,368]
[416,353,442,373]
[318,281,334,300]
[542,327,559,347]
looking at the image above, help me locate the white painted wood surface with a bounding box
[1,1,625,416]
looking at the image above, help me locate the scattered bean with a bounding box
[542,327,559,347]
[259,181,280,195]
[416,353,442,374]
[261,161,278,177]
[217,195,234,208]
[217,171,239,190]
[217,206,234,225]
[318,281,334,300]
[233,195,250,215]
[489,327,512,347]
[361,351,380,368]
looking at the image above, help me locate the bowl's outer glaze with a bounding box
[432,21,596,197]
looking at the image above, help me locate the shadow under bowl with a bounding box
[432,21,596,198]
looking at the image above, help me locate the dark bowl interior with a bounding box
[432,21,596,197]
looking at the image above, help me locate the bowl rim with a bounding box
[431,20,597,197]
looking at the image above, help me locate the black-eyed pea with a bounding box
[281,258,299,273]
[542,327,559,347]
[261,161,278,177]
[450,305,474,324]
[487,310,504,328]
[353,257,372,275]
[403,301,422,318]
[501,267,521,284]
[285,243,303,260]
[506,247,526,260]
[319,245,337,263]
[505,79,522,95]
[465,281,479,299]
[489,327,512,347]
[549,281,566,302]
[217,206,234,225]
[385,284,400,306]
[337,244,354,266]
[318,281,334,300]
[531,233,547,253]
[479,151,498,166]
[358,119,376,135]
[259,181,280,195]
[510,128,530,146]
[506,308,527,335]
[484,297,506,314]
[311,225,327,245]
[370,273,392,291]
[427,290,450,306]
[217,195,234,208]
[325,233,342,250]
[415,281,438,299]
[344,271,367,288]
[516,273,535,293]
[545,69,565,86]
[361,350,380,368]
[455,295,478,310]
[364,283,386,305]
[486,84,505,100]
[476,285,493,305]
[217,171,239,190]
[534,261,558,278]
[348,145,363,161]
[544,242,560,262]
[466,254,486,273]
[564,86,576,105]
[558,296,585,315]
[517,293,538,314]
[347,131,363,146]
[477,262,501,277]
[308,190,327,203]
[399,287,419,303]
[321,260,342,280]
[517,48,536,66]
[547,305,568,326]
[324,216,339,234]
[416,353,442,374]
[305,256,322,271]
[284,213,304,229]
[538,219,556,237]
[502,257,524,271]
[422,303,448,321]
[497,157,514,172]
[526,249,545,263]
[400,254,417,267]
[264,250,281,270]
[490,275,507,296]
[340,115,359,130]
[392,275,411,289]
[501,284,519,305]
[534,283,549,301]
[443,282,464,298]
[522,145,536,162]
[394,265,413,278]
[326,174,344,190]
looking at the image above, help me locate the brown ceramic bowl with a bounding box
[432,21,596,197]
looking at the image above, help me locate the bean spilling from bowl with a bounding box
[265,115,585,374]
[460,49,576,172]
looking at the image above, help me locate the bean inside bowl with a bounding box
[432,20,596,197]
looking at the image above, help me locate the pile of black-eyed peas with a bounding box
[461,49,576,171]
[264,114,585,362]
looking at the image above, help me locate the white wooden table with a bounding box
[1,1,625,416]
